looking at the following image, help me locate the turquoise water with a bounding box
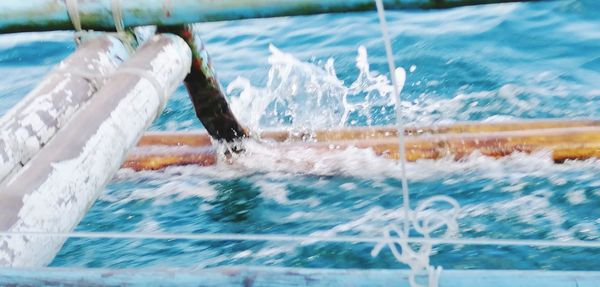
[0,0,599,271]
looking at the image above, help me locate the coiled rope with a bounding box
[373,1,447,286]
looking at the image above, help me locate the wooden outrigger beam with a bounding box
[122,119,600,171]
[138,119,600,146]
[0,0,539,34]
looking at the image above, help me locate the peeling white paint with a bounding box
[0,35,191,267]
[0,36,128,185]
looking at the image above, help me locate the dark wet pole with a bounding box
[159,25,247,143]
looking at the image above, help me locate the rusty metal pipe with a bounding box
[158,25,247,142]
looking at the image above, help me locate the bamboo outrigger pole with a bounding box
[0,35,128,185]
[0,34,191,267]
[0,0,538,34]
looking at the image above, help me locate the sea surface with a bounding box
[0,0,598,271]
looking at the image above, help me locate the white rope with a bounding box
[111,0,125,34]
[0,230,599,248]
[372,2,442,286]
[65,0,85,44]
[65,0,134,49]
[65,0,82,32]
[374,0,411,239]
[110,0,139,53]
[370,196,460,287]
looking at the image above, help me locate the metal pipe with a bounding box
[0,0,538,34]
[0,34,191,267]
[158,25,247,143]
[0,35,128,185]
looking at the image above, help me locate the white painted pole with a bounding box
[0,34,191,267]
[0,35,128,185]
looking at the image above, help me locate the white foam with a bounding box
[0,31,73,50]
[227,44,401,131]
[565,189,587,205]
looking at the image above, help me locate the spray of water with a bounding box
[227,44,403,132]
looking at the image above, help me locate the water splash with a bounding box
[225,44,591,133]
[227,44,403,132]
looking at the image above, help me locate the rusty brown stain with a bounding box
[163,0,173,17]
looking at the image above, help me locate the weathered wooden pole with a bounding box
[122,121,600,170]
[123,146,217,171]
[338,126,600,162]
[137,119,600,146]
[0,35,128,185]
[0,0,539,34]
[0,34,191,267]
[159,25,247,142]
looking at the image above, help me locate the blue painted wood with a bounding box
[0,266,598,287]
[0,0,537,34]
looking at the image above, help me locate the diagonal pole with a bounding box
[158,25,247,143]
